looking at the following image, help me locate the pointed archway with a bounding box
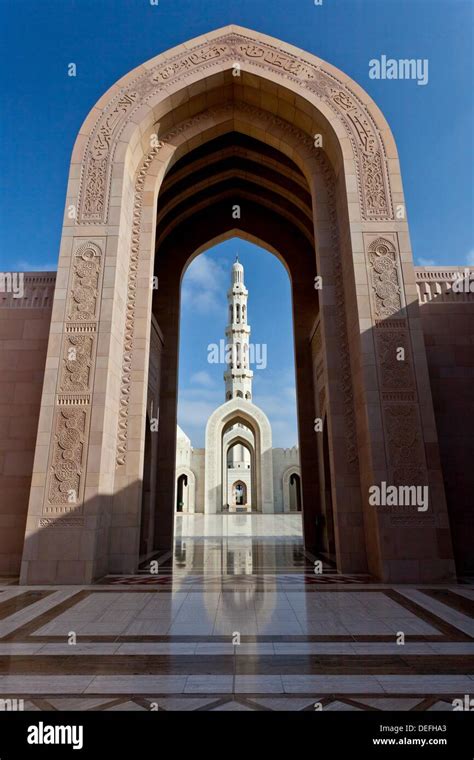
[20,26,454,584]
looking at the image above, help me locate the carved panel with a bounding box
[376,330,414,392]
[367,236,403,319]
[67,241,102,322]
[59,335,94,393]
[384,404,425,486]
[47,408,87,510]
[39,517,85,528]
[77,32,392,225]
[116,145,162,467]
[44,239,104,518]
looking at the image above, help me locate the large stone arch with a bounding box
[205,399,273,514]
[20,26,454,584]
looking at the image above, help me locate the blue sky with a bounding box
[0,0,472,445]
[178,242,297,448]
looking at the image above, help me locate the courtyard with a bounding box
[0,516,472,712]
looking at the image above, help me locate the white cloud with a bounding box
[177,381,224,446]
[181,254,228,315]
[180,386,221,403]
[417,257,436,267]
[178,399,216,427]
[190,370,215,388]
[177,397,217,447]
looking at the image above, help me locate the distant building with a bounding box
[175,259,300,513]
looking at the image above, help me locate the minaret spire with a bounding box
[224,258,253,401]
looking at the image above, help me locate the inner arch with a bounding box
[145,127,324,555]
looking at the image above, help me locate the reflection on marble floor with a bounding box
[170,513,309,577]
[0,516,472,711]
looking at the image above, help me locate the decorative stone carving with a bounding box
[77,31,392,225]
[384,405,425,486]
[376,331,414,391]
[60,335,93,393]
[47,408,86,509]
[116,145,162,466]
[39,517,85,528]
[362,151,388,218]
[44,239,103,514]
[316,152,359,467]
[68,241,102,322]
[368,237,402,318]
[364,237,429,504]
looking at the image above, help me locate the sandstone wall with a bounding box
[0,274,55,575]
[2,268,472,576]
[415,267,474,575]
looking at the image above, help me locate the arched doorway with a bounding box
[283,466,302,513]
[226,439,253,512]
[175,468,196,513]
[289,473,302,512]
[176,474,187,513]
[21,26,454,585]
[232,480,247,508]
[206,403,274,514]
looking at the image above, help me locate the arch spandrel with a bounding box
[71,26,396,227]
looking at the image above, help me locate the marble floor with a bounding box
[0,515,472,711]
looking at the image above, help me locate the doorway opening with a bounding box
[289,472,302,512]
[140,127,341,575]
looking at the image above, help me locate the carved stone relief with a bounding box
[367,236,403,319]
[59,335,93,393]
[67,241,102,322]
[363,233,428,506]
[384,404,426,488]
[47,408,87,510]
[45,238,104,515]
[376,330,414,392]
[77,32,392,226]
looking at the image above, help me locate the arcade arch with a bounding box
[21,26,453,585]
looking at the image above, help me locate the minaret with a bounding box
[224,257,253,401]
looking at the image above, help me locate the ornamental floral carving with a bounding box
[384,405,425,486]
[60,335,93,393]
[47,408,86,508]
[377,331,414,391]
[368,237,402,318]
[68,241,102,322]
[362,151,388,217]
[77,32,392,225]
